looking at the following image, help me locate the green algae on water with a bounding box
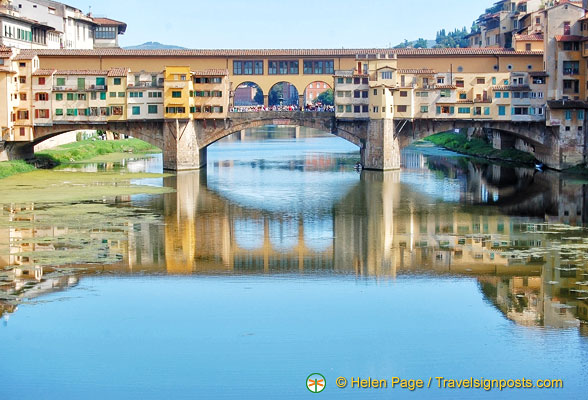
[0,170,173,203]
[0,202,164,267]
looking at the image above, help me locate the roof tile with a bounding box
[55,69,109,76]
[192,69,229,76]
[515,34,544,41]
[107,67,130,77]
[32,68,56,76]
[19,48,544,58]
[397,68,436,74]
[554,35,583,42]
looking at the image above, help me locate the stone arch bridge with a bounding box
[1,113,557,170]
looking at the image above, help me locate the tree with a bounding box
[314,89,334,106]
[268,83,281,106]
[414,38,428,49]
[394,39,410,49]
[254,87,264,105]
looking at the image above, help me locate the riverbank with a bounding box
[0,138,161,179]
[424,132,537,165]
[0,160,36,179]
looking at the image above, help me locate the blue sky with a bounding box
[68,0,492,48]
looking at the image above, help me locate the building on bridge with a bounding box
[334,54,546,123]
[0,44,587,170]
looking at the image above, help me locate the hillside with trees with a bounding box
[395,26,472,49]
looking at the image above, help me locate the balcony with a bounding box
[128,82,163,89]
[53,86,79,92]
[563,68,580,76]
[87,85,107,91]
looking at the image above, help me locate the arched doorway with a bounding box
[303,81,332,108]
[233,82,264,108]
[268,82,299,108]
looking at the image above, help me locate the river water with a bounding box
[0,127,587,399]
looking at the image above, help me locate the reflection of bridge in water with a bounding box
[1,152,587,332]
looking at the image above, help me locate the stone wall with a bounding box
[362,119,400,170]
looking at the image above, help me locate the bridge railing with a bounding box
[230,106,335,113]
[228,111,335,119]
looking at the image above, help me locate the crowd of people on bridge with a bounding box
[230,103,334,113]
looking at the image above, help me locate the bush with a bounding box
[424,131,536,165]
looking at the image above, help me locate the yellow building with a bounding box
[164,66,192,120]
[106,67,129,122]
[0,46,18,145]
[191,69,229,119]
[513,33,544,52]
[11,52,38,142]
[31,68,55,126]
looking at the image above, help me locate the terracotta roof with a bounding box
[515,34,544,41]
[107,67,130,77]
[92,17,127,34]
[398,68,436,74]
[19,48,544,58]
[54,70,108,76]
[555,35,583,42]
[14,53,37,60]
[93,17,126,26]
[32,69,56,76]
[554,0,583,6]
[0,46,13,58]
[192,69,229,76]
[435,85,457,89]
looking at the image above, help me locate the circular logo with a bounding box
[306,373,326,393]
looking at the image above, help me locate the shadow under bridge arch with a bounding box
[196,111,364,149]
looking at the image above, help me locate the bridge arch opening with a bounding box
[303,81,332,107]
[268,82,299,108]
[233,82,264,108]
[15,123,166,164]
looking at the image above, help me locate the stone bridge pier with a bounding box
[0,114,406,171]
[187,112,404,171]
[7,113,559,171]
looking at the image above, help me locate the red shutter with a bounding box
[35,109,39,119]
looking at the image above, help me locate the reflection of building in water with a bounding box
[0,265,79,319]
[2,152,588,333]
[162,171,334,275]
[155,167,588,331]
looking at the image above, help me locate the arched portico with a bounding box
[233,82,264,107]
[268,82,300,107]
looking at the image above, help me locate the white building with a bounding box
[127,71,164,120]
[0,0,126,49]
